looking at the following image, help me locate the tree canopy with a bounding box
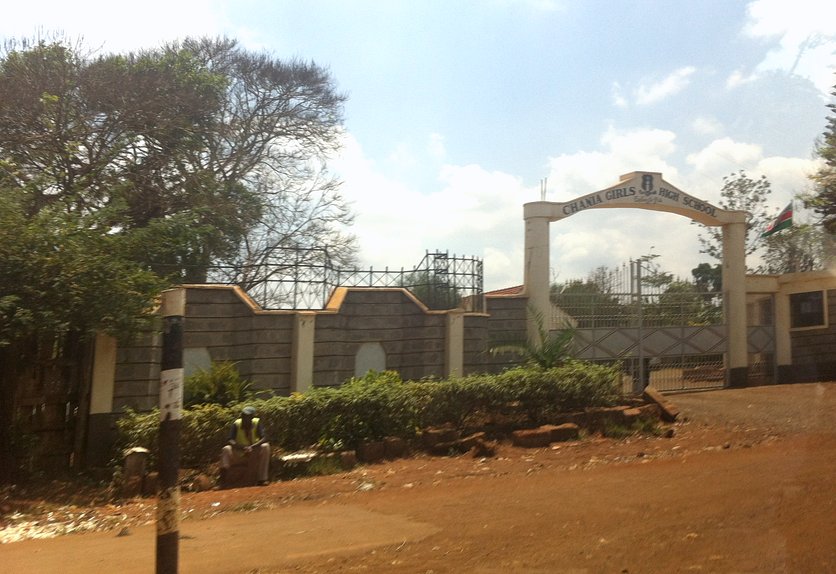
[696,170,772,267]
[0,36,354,284]
[806,84,836,235]
[0,35,354,479]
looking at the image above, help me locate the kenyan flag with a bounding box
[760,202,793,237]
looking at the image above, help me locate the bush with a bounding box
[184,361,264,407]
[115,363,622,470]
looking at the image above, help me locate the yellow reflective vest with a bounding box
[234,417,262,446]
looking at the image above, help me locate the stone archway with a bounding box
[523,171,749,387]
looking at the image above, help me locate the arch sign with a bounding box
[522,171,749,388]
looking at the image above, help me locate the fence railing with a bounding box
[202,248,484,311]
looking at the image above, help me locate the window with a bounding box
[789,291,826,329]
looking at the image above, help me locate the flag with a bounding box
[760,202,793,237]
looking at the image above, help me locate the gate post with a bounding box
[722,220,748,387]
[524,202,556,342]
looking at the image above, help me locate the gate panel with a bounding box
[553,262,728,393]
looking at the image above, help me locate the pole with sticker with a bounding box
[157,288,185,574]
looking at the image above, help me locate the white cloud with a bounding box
[635,66,697,105]
[611,81,628,108]
[546,127,679,199]
[685,138,764,175]
[725,69,759,89]
[743,0,836,95]
[682,138,820,206]
[387,142,418,169]
[427,133,447,160]
[691,116,724,136]
[1,1,230,53]
[331,132,528,290]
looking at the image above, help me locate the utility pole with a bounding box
[157,288,185,574]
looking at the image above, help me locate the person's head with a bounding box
[241,406,256,423]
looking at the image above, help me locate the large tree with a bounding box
[697,170,773,269]
[806,84,836,235]
[0,36,354,477]
[0,36,355,282]
[0,190,162,481]
[164,38,357,283]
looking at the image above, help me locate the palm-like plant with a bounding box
[490,308,575,369]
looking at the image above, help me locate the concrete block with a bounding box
[511,427,552,448]
[544,422,580,442]
[384,437,408,459]
[642,386,680,422]
[357,440,385,463]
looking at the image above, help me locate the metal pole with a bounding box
[157,288,185,574]
[635,261,645,393]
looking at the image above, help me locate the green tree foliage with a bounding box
[402,270,462,310]
[551,273,629,328]
[642,280,722,326]
[0,192,161,481]
[0,36,354,283]
[697,171,773,267]
[805,84,836,234]
[757,222,834,273]
[691,262,722,292]
[0,35,352,479]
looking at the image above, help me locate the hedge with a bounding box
[116,361,621,469]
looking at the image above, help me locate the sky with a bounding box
[3,1,835,291]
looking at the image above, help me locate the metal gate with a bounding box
[552,260,727,393]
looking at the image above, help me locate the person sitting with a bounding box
[220,406,270,487]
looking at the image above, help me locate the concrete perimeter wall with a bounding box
[103,285,529,414]
[790,288,836,383]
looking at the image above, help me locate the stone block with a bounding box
[383,437,408,459]
[637,403,662,420]
[470,439,497,458]
[584,406,629,430]
[511,427,552,448]
[544,422,579,442]
[642,386,680,422]
[421,426,460,449]
[458,432,487,451]
[357,440,385,463]
[339,450,357,469]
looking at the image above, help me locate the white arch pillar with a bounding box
[523,204,553,342]
[722,220,748,387]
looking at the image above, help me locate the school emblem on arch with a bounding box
[641,174,654,192]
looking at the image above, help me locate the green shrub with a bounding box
[115,363,622,470]
[184,361,265,407]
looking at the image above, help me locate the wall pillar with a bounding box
[291,311,316,393]
[524,210,552,342]
[85,333,118,467]
[773,291,793,384]
[445,309,464,378]
[722,220,748,387]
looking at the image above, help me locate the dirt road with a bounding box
[2,382,835,573]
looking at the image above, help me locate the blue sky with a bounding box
[3,1,834,289]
